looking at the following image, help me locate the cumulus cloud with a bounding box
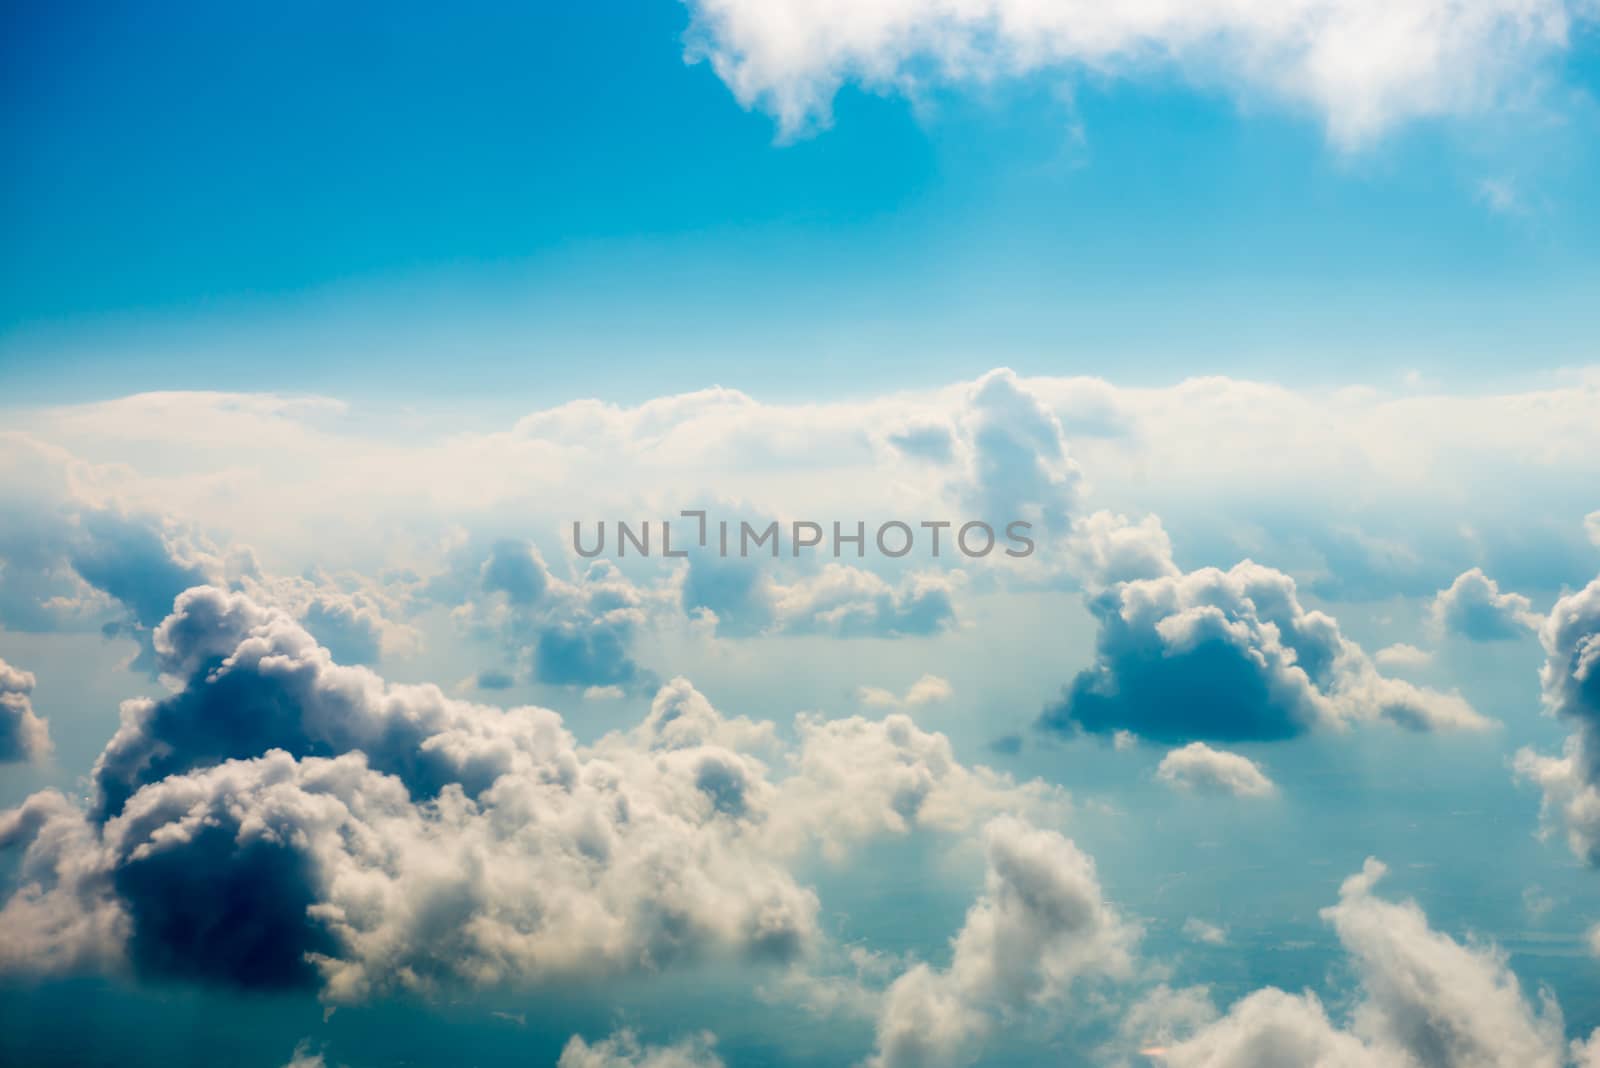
[1039,554,1488,744]
[558,1029,724,1068]
[0,657,51,763]
[448,540,660,691]
[1064,511,1180,592]
[1431,568,1541,641]
[1156,859,1570,1067]
[683,0,1587,147]
[1515,575,1600,865]
[867,817,1135,1068]
[1586,511,1600,549]
[680,530,962,640]
[859,674,954,710]
[1156,744,1276,799]
[0,589,1056,1003]
[1375,643,1433,669]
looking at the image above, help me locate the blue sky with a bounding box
[4,5,1600,1068]
[5,3,1600,407]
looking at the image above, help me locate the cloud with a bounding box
[1156,859,1570,1067]
[1375,643,1433,669]
[859,674,954,710]
[1156,744,1276,799]
[1431,568,1541,640]
[281,1040,327,1068]
[449,541,659,691]
[683,0,1586,147]
[1514,574,1600,865]
[1064,511,1180,592]
[558,1029,724,1068]
[685,555,962,639]
[867,817,1135,1068]
[1587,511,1600,548]
[1182,918,1228,946]
[0,590,1057,1003]
[0,657,50,763]
[1039,554,1488,744]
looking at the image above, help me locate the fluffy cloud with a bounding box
[1375,643,1433,669]
[1157,859,1570,1067]
[859,674,954,710]
[1515,575,1600,865]
[0,590,1057,1003]
[0,657,50,763]
[868,817,1135,1068]
[1156,744,1276,799]
[1432,568,1541,641]
[883,369,1083,544]
[1039,556,1488,744]
[1064,511,1180,592]
[1181,918,1228,946]
[448,540,660,691]
[558,1030,724,1068]
[683,0,1586,146]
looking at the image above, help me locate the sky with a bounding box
[3,3,1600,1068]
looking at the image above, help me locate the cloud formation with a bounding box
[868,817,1135,1068]
[0,657,50,763]
[1039,554,1488,744]
[559,1030,724,1068]
[1156,743,1276,799]
[0,589,1057,1003]
[1156,859,1574,1067]
[1515,574,1600,865]
[1432,568,1541,641]
[683,0,1586,146]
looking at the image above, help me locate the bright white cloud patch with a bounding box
[1156,743,1276,799]
[1157,859,1570,1067]
[682,0,1587,146]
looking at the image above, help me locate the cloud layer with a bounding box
[683,0,1588,146]
[1039,554,1487,744]
[0,587,1058,1003]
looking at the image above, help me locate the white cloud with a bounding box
[1515,574,1600,865]
[1431,568,1541,641]
[1159,858,1570,1067]
[0,588,1059,1004]
[281,1041,326,1068]
[868,817,1135,1068]
[0,657,50,764]
[1157,744,1277,799]
[1375,643,1433,669]
[1182,918,1229,946]
[1041,555,1489,743]
[682,0,1586,147]
[859,674,953,710]
[558,1029,724,1068]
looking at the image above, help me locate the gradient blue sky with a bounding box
[5,2,1600,408]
